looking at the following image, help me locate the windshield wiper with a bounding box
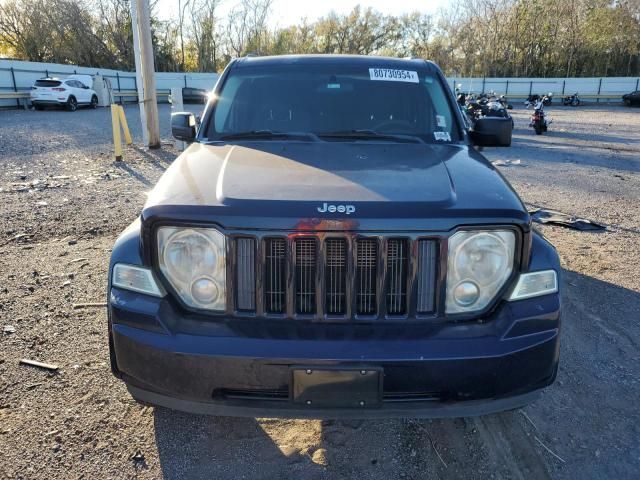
[317,129,425,144]
[217,130,319,141]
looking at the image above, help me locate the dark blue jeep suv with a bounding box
[107,55,561,418]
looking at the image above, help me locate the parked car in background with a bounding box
[622,90,640,106]
[30,75,98,111]
[108,54,561,419]
[182,87,208,104]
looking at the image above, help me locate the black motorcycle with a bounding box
[525,93,553,108]
[562,93,581,106]
[529,99,548,135]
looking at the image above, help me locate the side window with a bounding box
[423,77,454,137]
[213,76,244,134]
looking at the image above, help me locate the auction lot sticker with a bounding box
[369,68,419,83]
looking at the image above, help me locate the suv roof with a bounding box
[235,54,438,72]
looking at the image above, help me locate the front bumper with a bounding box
[109,288,560,418]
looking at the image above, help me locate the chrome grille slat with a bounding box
[325,239,347,314]
[295,238,317,314]
[265,238,286,313]
[236,238,256,311]
[356,239,378,315]
[416,240,437,313]
[387,239,408,315]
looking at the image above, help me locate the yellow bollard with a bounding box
[111,104,123,161]
[117,105,133,145]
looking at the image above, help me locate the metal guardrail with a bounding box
[112,89,171,99]
[0,89,172,109]
[0,91,30,98]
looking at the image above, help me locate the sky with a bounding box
[156,0,452,26]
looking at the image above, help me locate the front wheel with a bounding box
[90,95,98,109]
[66,96,77,112]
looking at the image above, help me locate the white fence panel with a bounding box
[2,59,639,108]
[0,59,219,107]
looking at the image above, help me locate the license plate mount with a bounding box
[291,367,382,408]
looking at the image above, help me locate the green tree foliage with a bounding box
[1,0,639,76]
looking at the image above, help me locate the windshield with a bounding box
[204,63,459,143]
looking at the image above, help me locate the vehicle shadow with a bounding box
[153,409,328,480]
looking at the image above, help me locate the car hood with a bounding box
[143,141,529,231]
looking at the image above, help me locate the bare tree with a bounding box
[226,0,272,57]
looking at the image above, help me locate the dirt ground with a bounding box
[0,103,639,479]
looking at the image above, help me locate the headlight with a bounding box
[157,227,226,311]
[446,230,515,314]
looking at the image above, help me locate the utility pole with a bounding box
[129,0,147,146]
[130,0,160,149]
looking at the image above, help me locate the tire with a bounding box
[66,96,77,112]
[624,99,631,107]
[34,104,43,111]
[90,95,98,109]
[534,121,543,135]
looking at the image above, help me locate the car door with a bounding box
[78,80,92,103]
[70,80,88,103]
[64,80,79,103]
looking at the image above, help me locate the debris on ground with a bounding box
[72,302,107,309]
[19,359,60,371]
[492,159,524,167]
[131,450,147,469]
[529,208,607,231]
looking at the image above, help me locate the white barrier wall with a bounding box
[1,59,639,108]
[0,59,219,107]
[447,76,640,97]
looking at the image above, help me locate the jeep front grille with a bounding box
[416,239,438,313]
[264,238,286,313]
[386,239,408,315]
[235,237,256,311]
[325,238,347,315]
[295,238,317,314]
[232,234,439,319]
[356,239,378,315]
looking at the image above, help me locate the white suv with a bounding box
[30,74,98,111]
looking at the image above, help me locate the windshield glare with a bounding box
[206,64,459,142]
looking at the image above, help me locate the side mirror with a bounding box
[83,85,90,89]
[469,117,512,147]
[171,112,197,142]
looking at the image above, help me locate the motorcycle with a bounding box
[562,93,581,106]
[529,99,549,135]
[525,93,553,108]
[498,94,513,109]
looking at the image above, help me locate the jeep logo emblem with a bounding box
[317,202,356,215]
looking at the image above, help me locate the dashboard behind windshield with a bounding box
[204,63,460,143]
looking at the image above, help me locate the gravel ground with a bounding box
[0,103,639,479]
